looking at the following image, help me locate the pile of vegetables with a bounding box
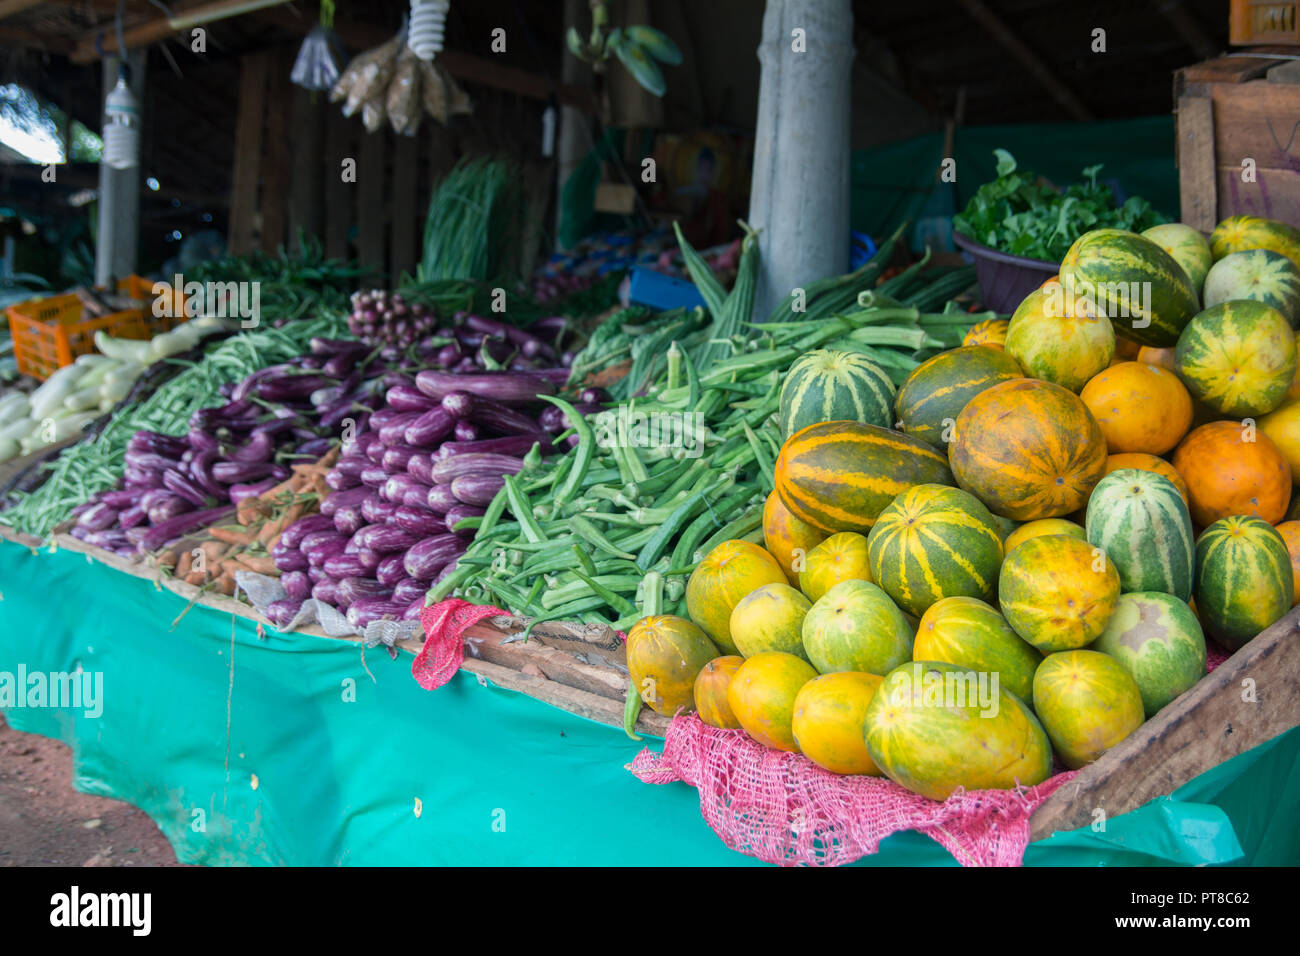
[952,149,1167,263]
[432,255,985,631]
[0,318,232,465]
[270,335,571,631]
[418,158,523,285]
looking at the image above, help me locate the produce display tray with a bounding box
[44,530,671,738]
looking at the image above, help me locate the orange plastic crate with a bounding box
[6,275,189,381]
[1230,0,1300,44]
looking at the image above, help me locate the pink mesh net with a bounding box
[413,598,507,690]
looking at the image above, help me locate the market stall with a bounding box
[1,0,1298,871]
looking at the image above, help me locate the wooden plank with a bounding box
[1177,95,1217,232]
[1216,163,1300,223]
[288,86,325,245]
[324,108,353,260]
[357,129,387,275]
[259,48,293,254]
[389,134,419,285]
[1207,81,1300,169]
[1029,606,1300,841]
[1181,54,1287,84]
[228,50,270,255]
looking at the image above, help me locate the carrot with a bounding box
[176,550,194,578]
[237,497,272,526]
[214,573,237,596]
[200,540,229,568]
[184,569,206,587]
[210,524,257,546]
[234,552,279,575]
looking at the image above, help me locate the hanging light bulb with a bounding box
[408,0,450,62]
[102,69,140,171]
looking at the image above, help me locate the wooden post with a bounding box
[288,87,326,246]
[555,0,593,247]
[748,0,855,322]
[260,50,292,254]
[357,129,387,276]
[324,109,353,260]
[390,134,419,284]
[94,51,145,287]
[228,51,270,255]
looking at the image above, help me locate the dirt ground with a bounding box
[0,715,187,867]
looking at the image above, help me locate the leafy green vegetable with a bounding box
[953,149,1168,263]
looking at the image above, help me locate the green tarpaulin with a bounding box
[0,540,1294,866]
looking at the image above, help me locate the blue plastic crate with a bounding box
[627,268,707,311]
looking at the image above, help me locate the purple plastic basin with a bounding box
[953,230,1059,315]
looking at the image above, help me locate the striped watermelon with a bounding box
[913,596,1042,702]
[1059,229,1199,346]
[865,484,1003,617]
[1174,300,1297,416]
[1092,591,1206,718]
[894,345,1024,449]
[1202,249,1300,327]
[1085,469,1195,601]
[1194,516,1294,650]
[1210,214,1300,274]
[1005,281,1115,392]
[1142,223,1213,295]
[948,378,1108,521]
[774,421,954,534]
[778,349,895,439]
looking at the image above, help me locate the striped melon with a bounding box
[1174,300,1297,417]
[948,378,1108,521]
[865,484,1003,617]
[1005,280,1115,392]
[998,534,1121,652]
[1059,229,1199,346]
[1085,469,1195,601]
[1202,249,1300,328]
[913,596,1042,702]
[1209,214,1300,274]
[962,318,1009,350]
[864,661,1052,800]
[1102,453,1189,505]
[1092,591,1207,718]
[894,346,1023,449]
[1194,516,1293,650]
[1004,517,1086,554]
[1032,650,1144,769]
[1142,223,1213,295]
[778,349,895,439]
[773,421,954,534]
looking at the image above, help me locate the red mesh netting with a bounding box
[413,599,508,690]
[629,713,1077,867]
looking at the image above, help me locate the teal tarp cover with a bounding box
[0,540,1295,866]
[851,116,1179,245]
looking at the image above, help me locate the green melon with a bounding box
[1032,650,1145,769]
[894,345,1024,449]
[1059,229,1200,346]
[1201,248,1300,329]
[774,420,954,534]
[800,579,913,675]
[1085,469,1195,600]
[865,483,1003,617]
[778,349,895,439]
[1091,591,1207,718]
[728,583,812,660]
[1174,300,1297,417]
[1194,516,1293,650]
[1005,282,1115,392]
[864,660,1053,800]
[914,596,1042,702]
[1141,223,1213,296]
[1210,214,1300,273]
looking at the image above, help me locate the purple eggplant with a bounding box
[230,478,278,503]
[393,505,447,536]
[335,456,369,479]
[281,514,335,550]
[307,565,327,583]
[381,444,421,472]
[407,453,434,484]
[212,460,278,485]
[445,503,487,532]
[338,577,395,607]
[118,504,148,530]
[360,465,389,489]
[381,474,429,504]
[311,336,369,357]
[333,503,366,536]
[453,420,479,442]
[392,578,431,604]
[266,599,304,629]
[362,495,400,524]
[376,554,407,587]
[426,484,458,514]
[351,525,422,555]
[429,453,525,484]
[189,449,229,499]
[386,385,439,412]
[355,548,382,573]
[440,390,475,420]
[320,486,369,518]
[311,578,342,606]
[532,366,572,385]
[162,469,212,508]
[281,570,312,602]
[377,412,421,447]
[528,315,568,346]
[100,488,144,509]
[229,430,275,463]
[403,408,455,448]
[130,431,189,457]
[325,467,362,492]
[435,343,461,367]
[402,597,426,621]
[403,534,466,580]
[231,364,291,402]
[368,407,401,430]
[346,599,409,630]
[297,437,335,458]
[449,474,503,507]
[469,395,550,438]
[254,373,334,402]
[464,313,556,360]
[124,449,179,474]
[323,552,371,580]
[272,540,310,572]
[77,502,120,532]
[302,529,347,560]
[415,369,555,404]
[140,504,235,552]
[435,435,550,459]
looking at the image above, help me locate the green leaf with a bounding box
[624,25,683,65]
[612,38,667,97]
[993,148,1017,177]
[566,26,589,61]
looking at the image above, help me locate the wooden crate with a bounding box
[1175,53,1300,231]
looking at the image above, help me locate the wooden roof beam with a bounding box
[70,0,294,64]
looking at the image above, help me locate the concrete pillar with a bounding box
[555,0,593,248]
[747,0,854,320]
[95,51,145,287]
